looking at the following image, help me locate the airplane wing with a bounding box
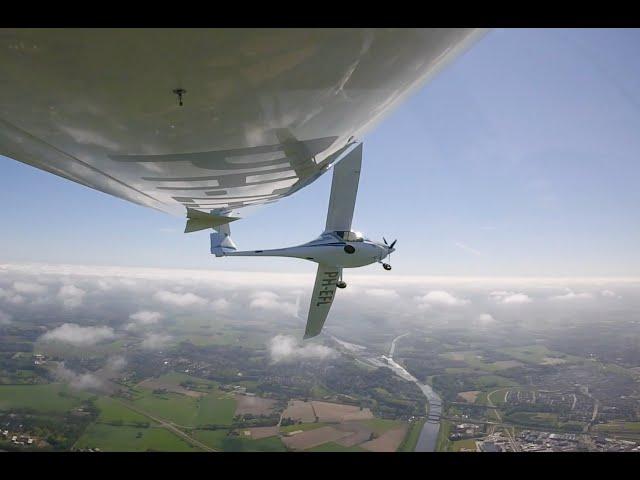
[0,29,485,218]
[325,143,362,232]
[305,264,342,339]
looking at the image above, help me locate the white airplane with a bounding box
[208,143,396,337]
[0,28,486,338]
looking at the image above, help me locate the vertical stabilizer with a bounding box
[210,225,237,257]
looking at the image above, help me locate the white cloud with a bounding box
[106,355,127,371]
[54,364,103,391]
[476,313,496,326]
[490,291,532,304]
[249,291,297,317]
[268,335,336,363]
[0,287,26,305]
[40,323,115,346]
[601,290,620,299]
[211,298,230,310]
[0,310,11,325]
[364,288,400,300]
[140,333,172,350]
[12,281,47,295]
[153,290,207,307]
[129,310,163,325]
[58,284,86,308]
[501,293,532,304]
[415,290,469,308]
[550,291,592,301]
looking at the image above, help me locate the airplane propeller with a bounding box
[383,237,397,249]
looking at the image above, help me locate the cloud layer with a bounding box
[40,323,115,346]
[268,335,336,363]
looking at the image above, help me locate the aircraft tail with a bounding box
[210,224,237,257]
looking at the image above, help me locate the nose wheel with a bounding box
[336,281,347,289]
[382,263,392,271]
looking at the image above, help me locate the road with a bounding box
[486,388,519,452]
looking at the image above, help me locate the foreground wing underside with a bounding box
[0,28,484,216]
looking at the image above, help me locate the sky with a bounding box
[1,28,640,277]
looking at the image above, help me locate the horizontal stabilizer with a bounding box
[184,208,238,233]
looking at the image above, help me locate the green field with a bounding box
[94,397,155,426]
[440,351,523,372]
[360,418,404,434]
[196,392,236,426]
[475,375,518,389]
[486,387,515,406]
[152,372,218,391]
[220,435,287,452]
[76,424,200,452]
[131,388,235,427]
[280,422,328,433]
[497,345,581,365]
[399,419,425,452]
[192,429,231,449]
[0,383,90,413]
[307,442,365,452]
[593,422,640,433]
[450,438,478,451]
[436,420,452,452]
[506,411,558,428]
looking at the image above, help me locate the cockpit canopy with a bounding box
[333,230,364,242]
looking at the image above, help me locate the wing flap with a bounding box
[304,264,342,339]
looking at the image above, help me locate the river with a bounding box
[331,333,443,451]
[384,335,443,452]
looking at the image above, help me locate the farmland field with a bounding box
[76,424,200,452]
[131,387,236,427]
[593,422,640,433]
[0,383,90,413]
[192,429,230,449]
[450,438,478,451]
[360,418,404,434]
[95,396,155,426]
[399,419,425,452]
[197,393,236,425]
[308,442,365,452]
[221,435,287,452]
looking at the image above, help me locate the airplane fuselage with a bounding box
[224,231,393,268]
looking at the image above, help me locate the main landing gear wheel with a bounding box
[382,263,392,271]
[336,281,347,289]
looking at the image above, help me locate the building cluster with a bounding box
[478,432,514,452]
[32,353,47,366]
[504,388,595,422]
[516,430,579,452]
[2,429,35,447]
[592,435,640,452]
[449,423,482,441]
